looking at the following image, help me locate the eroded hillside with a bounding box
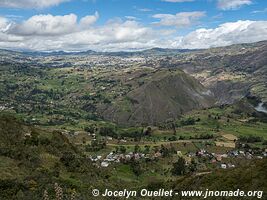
[101,69,214,125]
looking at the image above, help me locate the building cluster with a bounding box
[89,151,163,168]
[188,148,267,169]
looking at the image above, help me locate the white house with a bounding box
[101,162,109,167]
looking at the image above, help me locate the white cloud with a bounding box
[0,15,161,51]
[138,8,152,12]
[125,16,139,21]
[10,14,78,36]
[55,20,159,51]
[251,8,267,14]
[0,17,23,42]
[217,0,252,10]
[0,17,9,31]
[80,12,99,28]
[1,13,267,52]
[152,11,206,28]
[162,0,194,2]
[8,13,98,36]
[178,20,267,49]
[0,0,69,9]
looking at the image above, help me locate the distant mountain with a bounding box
[102,48,197,57]
[0,47,197,57]
[1,40,266,57]
[20,50,97,56]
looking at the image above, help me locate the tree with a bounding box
[130,160,142,177]
[144,127,152,136]
[160,145,170,158]
[188,158,197,173]
[115,146,119,153]
[134,145,140,153]
[119,146,126,153]
[181,117,195,126]
[171,123,176,135]
[82,137,86,144]
[144,145,150,154]
[99,126,117,138]
[172,157,186,176]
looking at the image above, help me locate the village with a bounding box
[64,129,267,172]
[87,145,267,169]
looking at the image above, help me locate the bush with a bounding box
[171,157,186,176]
[180,117,195,126]
[99,126,117,138]
[239,136,263,143]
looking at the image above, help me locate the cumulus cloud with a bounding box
[152,11,206,28]
[9,14,78,36]
[0,14,161,51]
[0,17,23,42]
[0,0,69,9]
[178,20,267,49]
[1,13,267,52]
[79,12,99,28]
[0,17,9,31]
[8,13,99,36]
[217,0,252,10]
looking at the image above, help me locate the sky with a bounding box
[0,0,267,51]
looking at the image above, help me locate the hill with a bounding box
[167,159,267,200]
[0,114,110,199]
[100,69,214,126]
[169,40,267,104]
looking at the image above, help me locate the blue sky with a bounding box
[1,0,267,27]
[0,0,267,51]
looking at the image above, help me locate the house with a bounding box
[221,154,228,158]
[228,164,235,168]
[211,159,217,163]
[101,162,109,167]
[107,137,113,140]
[24,132,32,138]
[90,156,98,162]
[177,151,182,156]
[134,153,140,160]
[221,164,227,169]
[246,152,252,159]
[216,155,222,161]
[232,151,239,156]
[196,149,206,157]
[154,152,162,158]
[187,152,195,157]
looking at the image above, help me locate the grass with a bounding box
[0,156,25,180]
[222,122,267,140]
